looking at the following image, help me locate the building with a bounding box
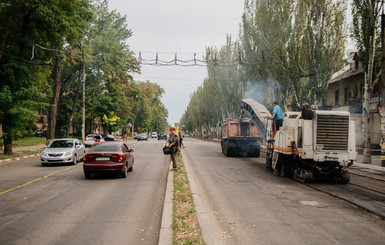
[325,52,381,154]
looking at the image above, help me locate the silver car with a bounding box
[41,138,86,166]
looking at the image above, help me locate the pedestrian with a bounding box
[178,127,185,149]
[269,101,283,141]
[168,127,179,171]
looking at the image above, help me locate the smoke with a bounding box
[243,78,278,105]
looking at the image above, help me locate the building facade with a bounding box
[325,54,381,153]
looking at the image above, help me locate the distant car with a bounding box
[103,134,116,141]
[158,132,167,140]
[41,138,85,166]
[83,142,134,179]
[135,132,148,141]
[151,132,158,138]
[84,134,104,147]
[35,130,47,137]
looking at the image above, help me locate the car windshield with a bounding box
[48,140,73,148]
[86,135,96,139]
[139,133,146,136]
[89,144,121,152]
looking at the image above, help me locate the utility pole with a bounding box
[81,44,86,142]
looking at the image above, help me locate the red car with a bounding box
[83,142,134,179]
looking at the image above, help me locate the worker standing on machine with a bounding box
[269,101,283,141]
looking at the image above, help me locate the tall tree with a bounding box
[0,1,87,154]
[352,0,383,164]
[43,1,93,142]
[240,0,346,109]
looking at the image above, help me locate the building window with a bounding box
[335,90,339,106]
[344,88,349,105]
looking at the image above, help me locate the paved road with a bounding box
[182,138,385,245]
[0,139,169,245]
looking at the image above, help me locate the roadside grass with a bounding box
[0,137,44,160]
[173,152,205,245]
[21,150,42,155]
[12,137,46,146]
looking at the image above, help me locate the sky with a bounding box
[107,0,245,126]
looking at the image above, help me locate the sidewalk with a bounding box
[0,144,44,164]
[354,154,385,171]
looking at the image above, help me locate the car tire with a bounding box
[84,172,91,179]
[128,165,133,172]
[72,155,77,165]
[41,163,47,167]
[121,164,127,178]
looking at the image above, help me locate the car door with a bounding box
[74,140,83,160]
[122,143,133,166]
[79,140,85,158]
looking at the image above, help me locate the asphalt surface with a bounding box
[2,138,385,245]
[0,139,170,245]
[182,138,385,245]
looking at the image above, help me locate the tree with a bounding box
[240,0,346,109]
[352,0,383,164]
[0,1,89,154]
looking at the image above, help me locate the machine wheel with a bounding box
[251,148,260,157]
[335,168,350,184]
[223,142,231,157]
[265,146,274,169]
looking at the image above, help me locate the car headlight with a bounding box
[41,152,48,157]
[64,151,73,156]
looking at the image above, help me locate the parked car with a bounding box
[35,130,47,137]
[84,134,104,147]
[41,138,86,166]
[103,134,116,141]
[83,142,134,179]
[151,132,158,138]
[158,132,167,140]
[135,132,148,141]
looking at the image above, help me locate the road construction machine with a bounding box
[241,99,356,184]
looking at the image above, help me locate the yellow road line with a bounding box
[0,163,82,196]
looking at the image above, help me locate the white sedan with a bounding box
[41,138,86,166]
[84,134,104,147]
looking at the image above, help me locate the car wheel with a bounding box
[41,162,47,167]
[121,164,127,178]
[84,172,91,179]
[72,155,77,165]
[128,165,133,172]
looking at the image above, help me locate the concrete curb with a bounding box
[158,161,173,245]
[0,154,40,164]
[353,162,385,172]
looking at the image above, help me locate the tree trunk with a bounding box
[66,71,82,137]
[3,117,13,155]
[362,73,371,164]
[363,21,378,164]
[47,50,62,144]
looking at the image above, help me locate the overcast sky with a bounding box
[107,0,245,126]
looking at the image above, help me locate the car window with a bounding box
[88,144,122,152]
[48,140,73,148]
[122,144,129,152]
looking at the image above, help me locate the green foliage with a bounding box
[0,0,92,153]
[352,0,382,75]
[182,0,347,131]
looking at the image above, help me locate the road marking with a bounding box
[0,163,82,196]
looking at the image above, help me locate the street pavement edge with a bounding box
[158,161,173,245]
